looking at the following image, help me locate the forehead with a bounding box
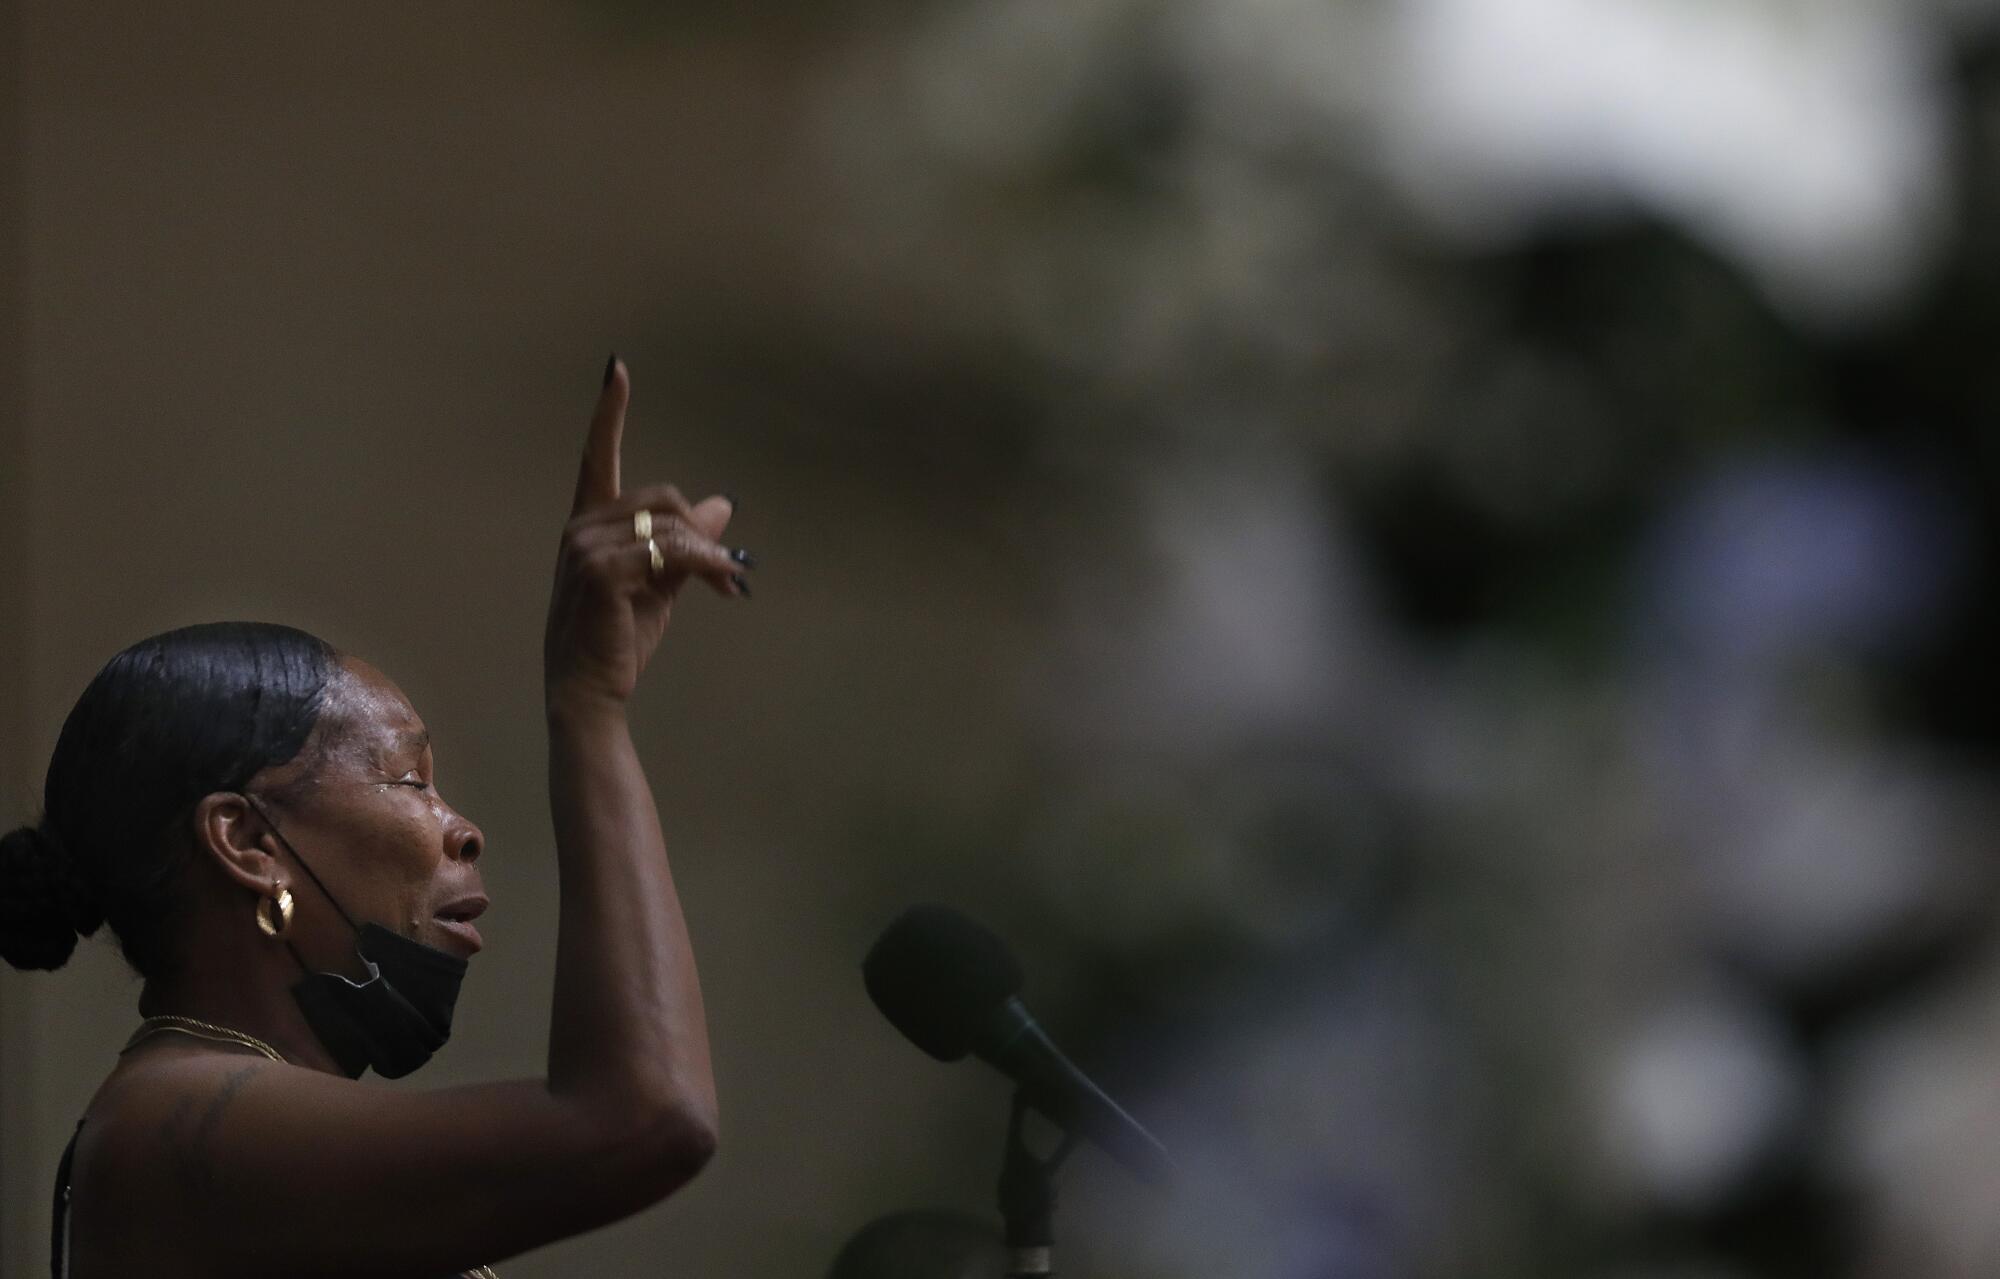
[312,657,430,766]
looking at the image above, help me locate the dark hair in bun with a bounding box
[0,821,103,970]
[0,621,338,976]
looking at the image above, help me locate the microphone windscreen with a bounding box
[864,905,1025,1062]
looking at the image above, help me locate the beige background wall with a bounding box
[2,0,30,1264]
[0,6,1039,1275]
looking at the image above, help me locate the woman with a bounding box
[0,356,750,1277]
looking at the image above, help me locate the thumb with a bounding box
[687,494,735,543]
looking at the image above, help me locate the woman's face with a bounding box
[252,656,488,963]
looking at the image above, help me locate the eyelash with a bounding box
[402,779,432,792]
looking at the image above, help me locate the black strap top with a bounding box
[50,1119,80,1278]
[51,1119,496,1279]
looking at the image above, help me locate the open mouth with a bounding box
[433,898,489,954]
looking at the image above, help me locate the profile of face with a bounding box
[240,656,488,969]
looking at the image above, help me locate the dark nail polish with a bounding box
[602,353,618,387]
[731,573,753,598]
[723,492,740,512]
[729,548,757,569]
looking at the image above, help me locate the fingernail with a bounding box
[601,353,618,387]
[729,548,757,569]
[731,573,753,598]
[723,492,740,512]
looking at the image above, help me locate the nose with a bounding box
[446,807,485,864]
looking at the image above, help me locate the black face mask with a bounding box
[247,796,469,1079]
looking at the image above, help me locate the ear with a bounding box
[191,792,283,897]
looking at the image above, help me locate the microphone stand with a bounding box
[999,1089,1078,1278]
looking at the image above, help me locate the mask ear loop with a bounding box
[243,793,363,977]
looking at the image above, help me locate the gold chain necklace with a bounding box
[116,1017,501,1278]
[120,1015,286,1063]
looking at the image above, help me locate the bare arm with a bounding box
[545,695,716,1141]
[541,354,736,1140]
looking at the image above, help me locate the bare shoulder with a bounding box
[85,1042,284,1170]
[70,1045,289,1275]
[63,1041,701,1278]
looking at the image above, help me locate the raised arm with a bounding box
[542,354,736,1141]
[83,359,749,1278]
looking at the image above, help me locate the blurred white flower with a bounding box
[1827,952,2000,1277]
[1598,986,1806,1212]
[1377,0,1949,321]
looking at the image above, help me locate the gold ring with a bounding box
[634,510,653,542]
[647,536,665,575]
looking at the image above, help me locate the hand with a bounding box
[543,357,750,708]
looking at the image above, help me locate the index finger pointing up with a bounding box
[572,354,628,515]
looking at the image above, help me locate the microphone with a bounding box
[863,904,1175,1184]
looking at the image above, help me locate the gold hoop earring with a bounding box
[256,884,295,938]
